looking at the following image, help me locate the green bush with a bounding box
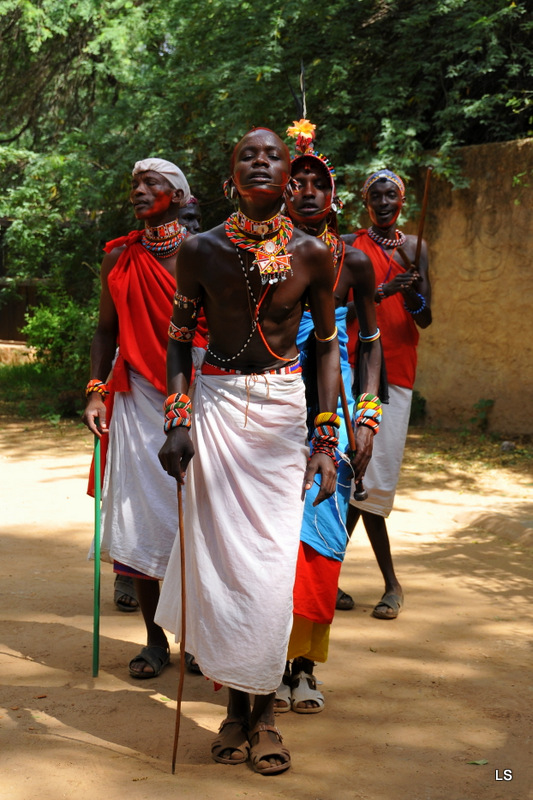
[22,293,98,389]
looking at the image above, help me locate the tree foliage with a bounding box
[0,0,531,349]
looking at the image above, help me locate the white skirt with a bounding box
[156,370,308,694]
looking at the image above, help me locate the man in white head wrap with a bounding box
[132,157,191,206]
[82,156,206,680]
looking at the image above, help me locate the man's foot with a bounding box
[249,722,291,775]
[185,652,202,675]
[336,587,355,611]
[128,643,170,678]
[211,718,249,765]
[114,574,139,612]
[372,590,403,620]
[291,671,325,714]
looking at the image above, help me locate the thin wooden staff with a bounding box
[413,166,433,269]
[171,481,187,774]
[397,166,433,273]
[338,376,368,502]
[92,434,101,678]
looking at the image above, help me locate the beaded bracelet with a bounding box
[314,412,341,429]
[404,293,426,315]
[86,379,109,398]
[358,328,381,343]
[169,320,197,342]
[353,393,383,435]
[376,284,386,303]
[163,392,192,433]
[314,326,338,343]
[310,424,339,465]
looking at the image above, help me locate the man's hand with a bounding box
[384,270,419,296]
[158,426,195,484]
[349,425,374,482]
[302,452,337,506]
[82,395,107,437]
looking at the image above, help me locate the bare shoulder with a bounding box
[341,233,357,247]
[290,226,329,258]
[344,244,373,279]
[101,245,125,279]
[180,223,226,257]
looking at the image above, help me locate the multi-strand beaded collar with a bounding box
[224,211,294,284]
[141,219,188,258]
[367,227,406,249]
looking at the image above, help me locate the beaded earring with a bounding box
[283,177,300,203]
[223,177,238,202]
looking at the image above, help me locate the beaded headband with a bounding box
[361,170,405,202]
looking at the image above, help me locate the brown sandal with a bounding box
[249,722,291,775]
[211,718,250,765]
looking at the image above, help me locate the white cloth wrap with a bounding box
[156,370,308,694]
[132,158,191,205]
[350,384,412,517]
[95,368,178,578]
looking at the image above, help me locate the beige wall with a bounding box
[404,138,532,435]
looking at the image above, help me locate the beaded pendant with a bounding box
[224,213,294,284]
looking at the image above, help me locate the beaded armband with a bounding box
[173,291,201,320]
[169,320,197,342]
[376,284,386,303]
[353,392,382,435]
[358,328,381,343]
[404,293,426,315]
[314,326,338,343]
[86,379,109,398]
[310,412,340,465]
[163,392,192,433]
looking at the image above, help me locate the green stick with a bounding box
[92,434,101,677]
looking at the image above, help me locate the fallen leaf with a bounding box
[468,759,488,765]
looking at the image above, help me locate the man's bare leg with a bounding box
[340,505,403,617]
[360,510,403,618]
[128,578,169,675]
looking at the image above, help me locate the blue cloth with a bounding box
[296,307,354,562]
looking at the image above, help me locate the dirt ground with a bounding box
[1,418,532,800]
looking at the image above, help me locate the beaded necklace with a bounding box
[224,212,294,285]
[236,210,284,236]
[367,227,406,249]
[141,219,188,258]
[319,227,345,292]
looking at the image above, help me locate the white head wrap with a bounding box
[132,158,191,206]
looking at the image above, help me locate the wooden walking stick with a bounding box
[396,166,433,273]
[338,377,368,502]
[92,434,101,678]
[171,481,187,774]
[413,166,432,269]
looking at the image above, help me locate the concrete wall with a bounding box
[405,138,532,436]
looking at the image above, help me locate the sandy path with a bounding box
[1,419,532,800]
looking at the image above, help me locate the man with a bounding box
[156,127,339,774]
[275,121,383,713]
[82,157,200,678]
[341,169,432,619]
[177,195,202,234]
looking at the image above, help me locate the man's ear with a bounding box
[172,188,184,206]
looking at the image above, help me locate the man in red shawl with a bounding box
[82,158,205,679]
[342,169,432,620]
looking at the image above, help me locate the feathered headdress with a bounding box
[286,118,340,203]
